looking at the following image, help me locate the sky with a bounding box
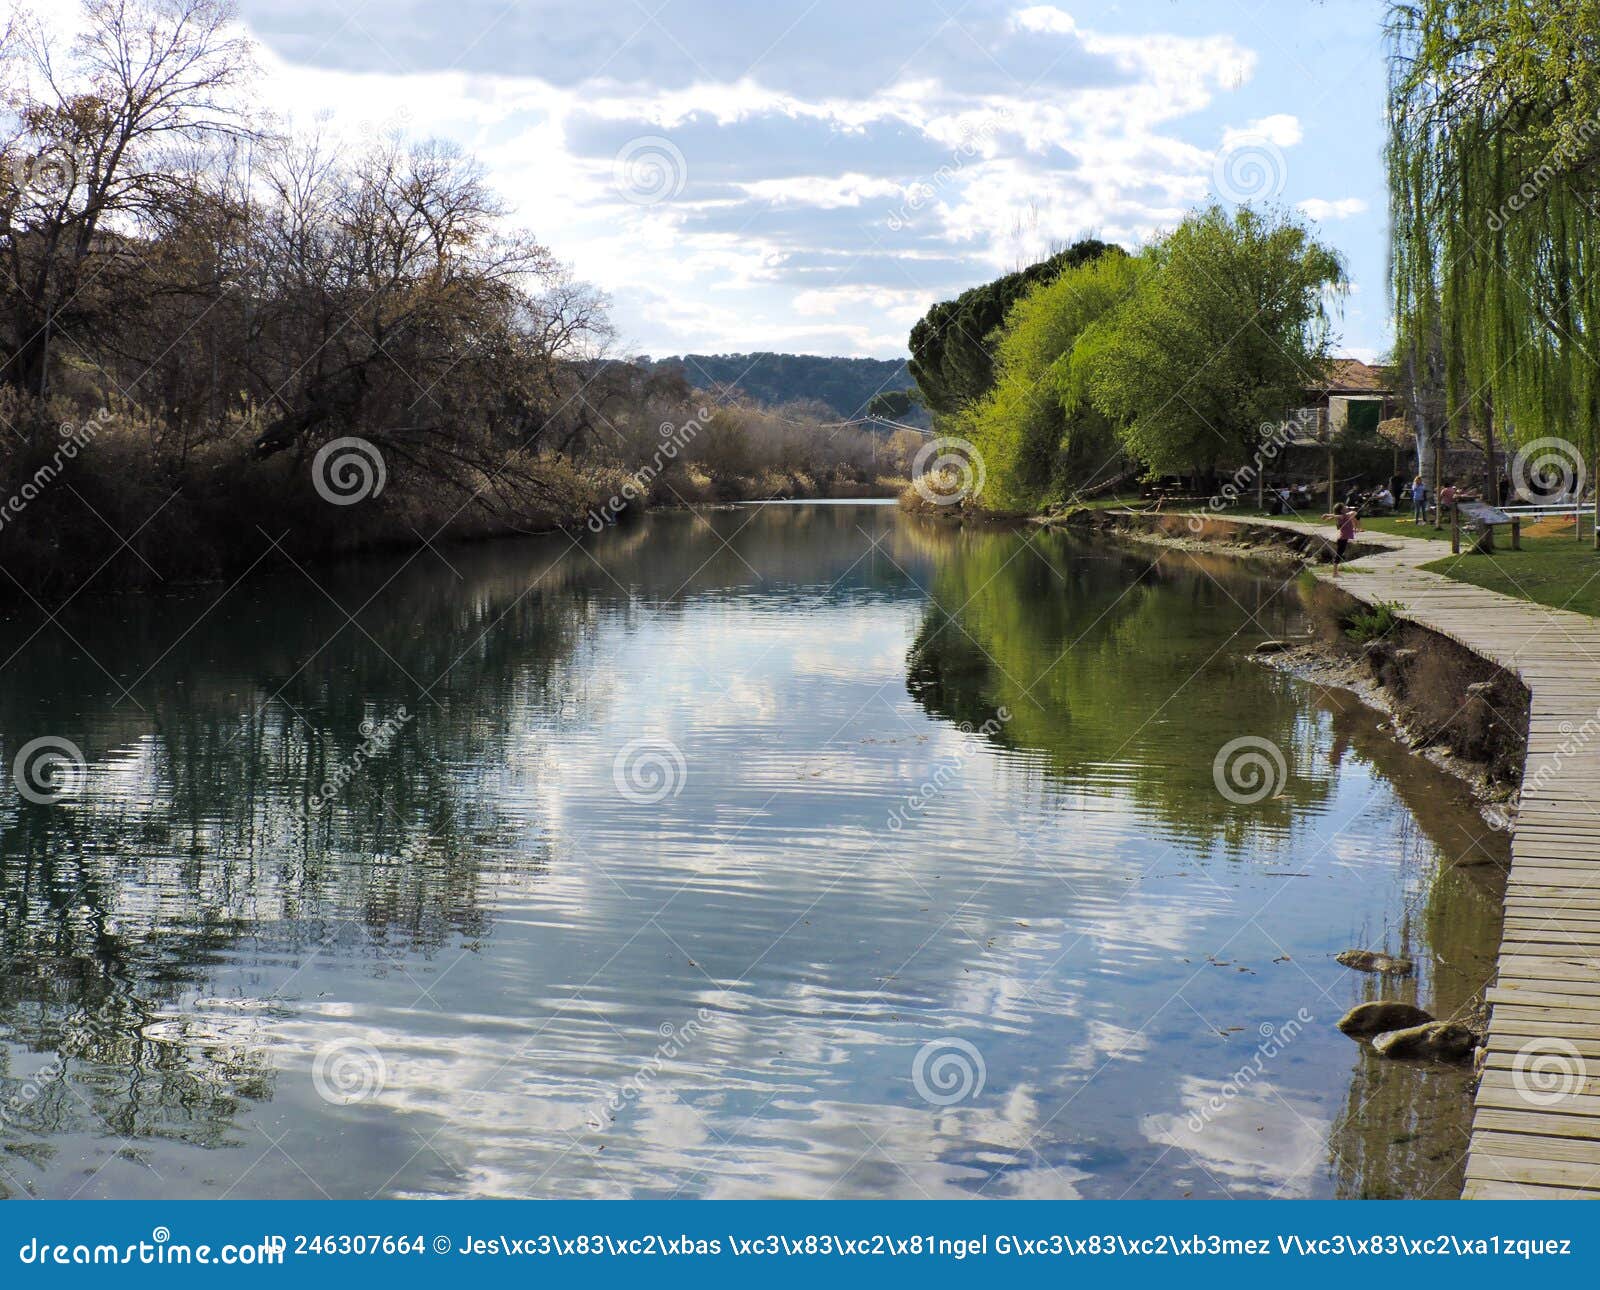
[237,0,1392,362]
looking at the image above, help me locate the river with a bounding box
[0,502,1506,1199]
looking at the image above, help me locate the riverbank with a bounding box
[1044,504,1387,565]
[1040,506,1530,829]
[0,431,906,605]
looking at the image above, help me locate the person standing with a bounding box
[1410,475,1427,524]
[1323,503,1358,575]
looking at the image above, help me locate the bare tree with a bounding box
[0,0,253,403]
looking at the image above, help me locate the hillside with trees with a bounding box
[642,353,919,421]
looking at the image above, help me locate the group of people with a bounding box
[1354,474,1428,516]
[1265,483,1316,515]
[1402,475,1484,524]
[1338,474,1493,524]
[1257,468,1524,574]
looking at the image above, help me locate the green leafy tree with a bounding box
[959,251,1145,510]
[907,239,1122,415]
[1081,206,1344,479]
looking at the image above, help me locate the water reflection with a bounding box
[0,505,1504,1198]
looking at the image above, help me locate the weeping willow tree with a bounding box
[955,249,1142,511]
[1388,1,1600,504]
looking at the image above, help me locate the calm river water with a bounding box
[0,502,1506,1199]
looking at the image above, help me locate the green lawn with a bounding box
[1423,533,1600,618]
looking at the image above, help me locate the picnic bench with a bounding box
[1452,499,1521,554]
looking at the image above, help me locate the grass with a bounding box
[1422,520,1600,618]
[1335,513,1455,542]
[1056,491,1145,511]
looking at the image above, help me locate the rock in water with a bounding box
[1337,1001,1434,1036]
[1336,949,1416,977]
[1252,640,1292,655]
[1371,1022,1480,1063]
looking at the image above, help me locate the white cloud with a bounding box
[1224,113,1303,150]
[740,174,905,209]
[1298,197,1369,221]
[1012,6,1079,35]
[226,6,1319,359]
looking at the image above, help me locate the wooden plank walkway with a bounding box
[1226,517,1600,1198]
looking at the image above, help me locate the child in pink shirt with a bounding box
[1323,503,1358,574]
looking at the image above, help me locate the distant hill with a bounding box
[644,352,919,421]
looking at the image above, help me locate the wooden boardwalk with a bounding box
[1226,517,1600,1198]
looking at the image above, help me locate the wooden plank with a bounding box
[1476,1083,1600,1118]
[1473,1106,1600,1141]
[1497,956,1600,982]
[1464,1178,1600,1199]
[1488,986,1600,1008]
[1464,1154,1600,1192]
[1489,989,1600,1013]
[1472,1130,1600,1167]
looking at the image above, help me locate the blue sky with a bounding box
[233,0,1393,361]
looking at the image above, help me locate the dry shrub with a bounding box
[0,396,631,598]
